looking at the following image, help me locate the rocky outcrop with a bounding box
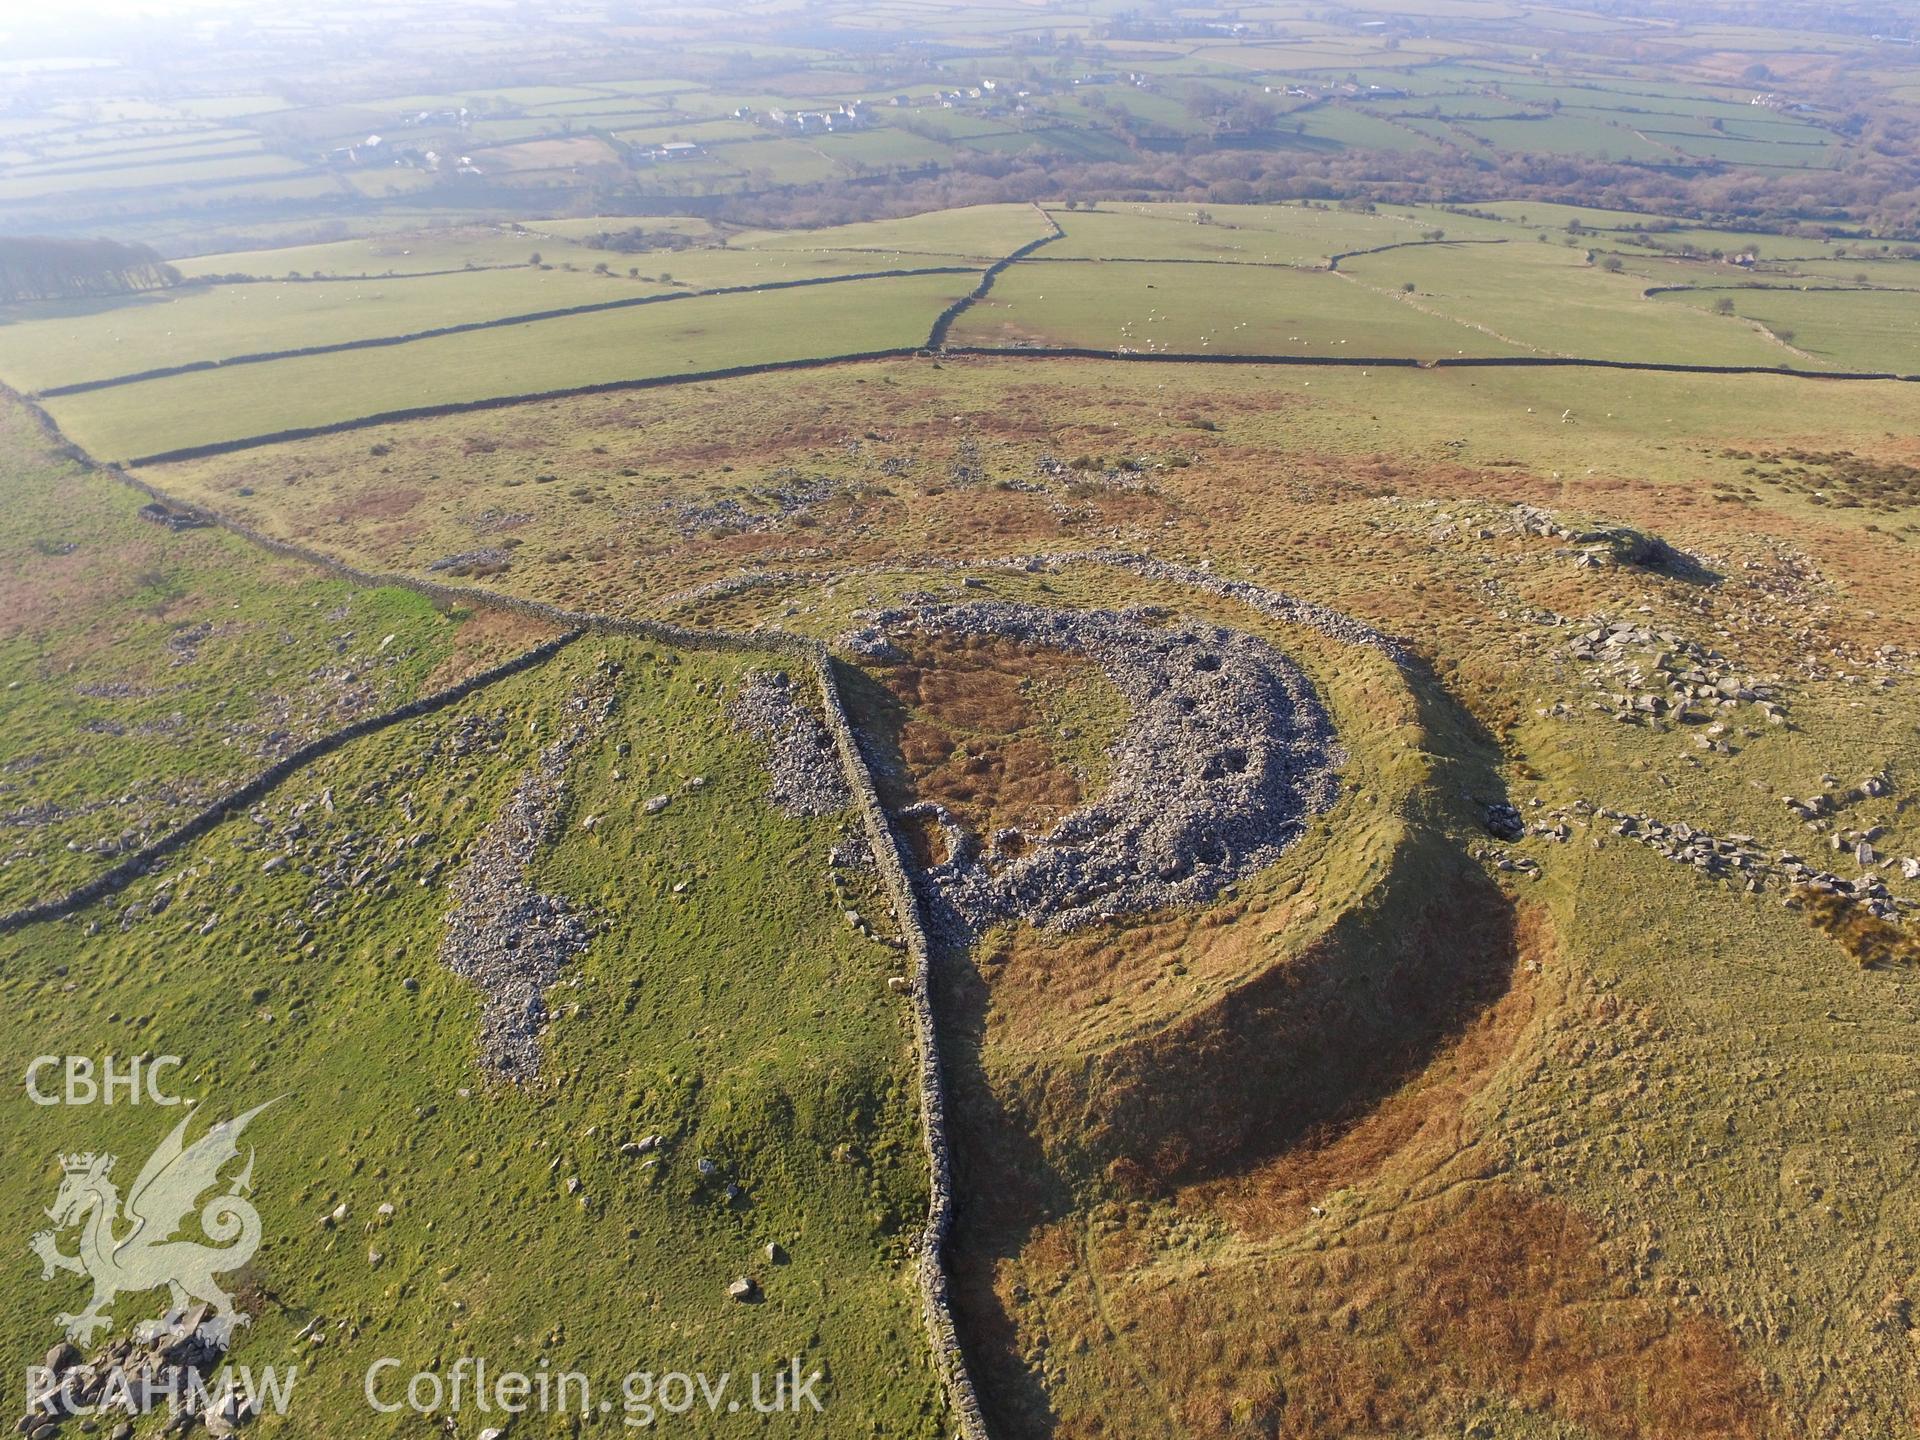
[1564,617,1791,739]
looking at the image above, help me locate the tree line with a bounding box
[0,236,180,303]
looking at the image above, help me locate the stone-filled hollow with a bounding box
[840,599,1344,932]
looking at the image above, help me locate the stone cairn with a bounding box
[839,599,1345,934]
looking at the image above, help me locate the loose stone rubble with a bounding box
[726,669,850,816]
[438,662,618,1079]
[20,1309,248,1438]
[1030,550,1409,664]
[1510,503,1705,576]
[840,599,1343,932]
[426,546,513,575]
[659,550,1411,666]
[1516,793,1915,924]
[1564,616,1791,741]
[654,471,837,538]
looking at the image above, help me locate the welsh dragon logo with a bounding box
[29,1102,274,1347]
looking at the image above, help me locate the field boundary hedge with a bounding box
[41,266,975,398]
[189,263,529,287]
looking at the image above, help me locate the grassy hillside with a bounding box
[1,629,946,1437]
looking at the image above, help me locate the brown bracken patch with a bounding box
[1086,1182,1776,1440]
[976,903,1777,1440]
[420,606,570,691]
[870,631,1096,842]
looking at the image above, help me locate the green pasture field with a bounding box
[45,100,182,124]
[43,270,977,459]
[172,227,605,279]
[808,127,959,167]
[1467,199,1693,230]
[542,246,945,289]
[1454,114,1680,162]
[523,94,677,117]
[951,256,1525,357]
[1340,240,1796,365]
[1535,90,1789,126]
[1368,93,1531,117]
[1051,87,1212,136]
[0,150,312,202]
[0,269,685,395]
[875,110,1030,143]
[169,94,294,120]
[343,168,443,199]
[1786,256,1920,286]
[1660,131,1837,168]
[516,216,717,244]
[613,118,766,147]
[730,202,1056,259]
[1393,116,1467,144]
[720,136,848,182]
[1038,202,1472,264]
[459,118,576,144]
[382,85,616,112]
[947,127,1082,159]
[1293,105,1436,151]
[1484,208,1862,267]
[10,129,268,166]
[1654,285,1920,372]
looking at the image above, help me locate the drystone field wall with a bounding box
[100,339,1920,467]
[925,204,1064,349]
[109,466,819,659]
[808,652,992,1440]
[118,349,927,467]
